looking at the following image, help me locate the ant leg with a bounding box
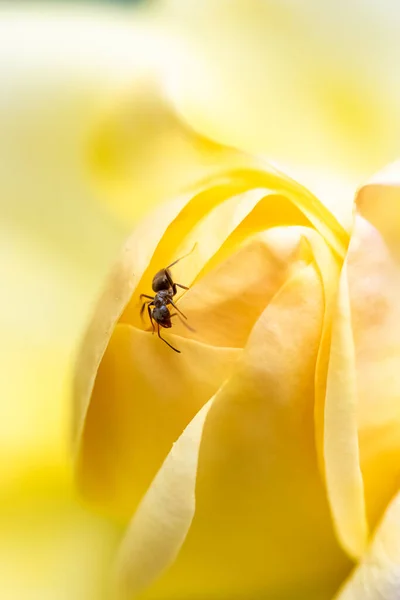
[147,304,155,334]
[140,294,154,319]
[170,313,196,332]
[165,270,189,298]
[165,243,197,270]
[169,299,187,319]
[140,301,149,319]
[157,323,180,353]
[169,281,189,296]
[165,270,176,291]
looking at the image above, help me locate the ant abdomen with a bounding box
[152,305,172,327]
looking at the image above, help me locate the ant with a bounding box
[140,246,196,353]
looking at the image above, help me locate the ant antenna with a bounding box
[170,312,196,332]
[166,243,197,270]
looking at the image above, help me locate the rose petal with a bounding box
[174,225,339,348]
[114,251,350,599]
[74,176,259,455]
[311,227,344,479]
[89,81,241,224]
[160,1,400,227]
[121,186,276,327]
[123,167,347,329]
[74,178,264,458]
[334,489,400,600]
[324,259,369,559]
[325,212,400,560]
[114,399,214,599]
[73,190,197,452]
[347,216,400,530]
[174,228,310,347]
[77,324,240,518]
[356,159,400,261]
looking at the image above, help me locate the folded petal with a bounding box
[114,232,350,599]
[159,1,400,228]
[77,324,240,518]
[324,207,400,560]
[73,189,197,452]
[175,225,340,349]
[121,186,279,327]
[335,489,400,600]
[347,216,400,530]
[123,167,348,328]
[89,81,240,224]
[114,399,214,599]
[356,159,400,261]
[174,227,310,347]
[74,179,266,460]
[324,259,369,559]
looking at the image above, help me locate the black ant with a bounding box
[140,246,195,353]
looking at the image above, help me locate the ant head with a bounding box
[152,268,171,292]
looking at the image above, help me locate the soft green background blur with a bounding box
[1,1,399,598]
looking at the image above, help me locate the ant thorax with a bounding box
[153,289,173,307]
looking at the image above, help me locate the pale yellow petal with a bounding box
[324,260,369,559]
[356,159,400,261]
[233,163,349,257]
[74,176,259,466]
[114,399,214,599]
[122,165,348,327]
[89,83,240,224]
[347,217,400,530]
[174,226,339,348]
[310,228,343,478]
[114,235,350,599]
[74,177,257,457]
[77,324,239,518]
[323,205,400,560]
[73,191,196,452]
[156,0,400,228]
[121,186,275,327]
[335,489,400,600]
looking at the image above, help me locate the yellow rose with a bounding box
[4,3,398,600]
[73,157,400,600]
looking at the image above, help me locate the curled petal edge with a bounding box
[113,398,214,599]
[334,488,400,600]
[356,159,400,261]
[324,261,369,559]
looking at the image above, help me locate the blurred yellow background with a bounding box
[0,1,399,598]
